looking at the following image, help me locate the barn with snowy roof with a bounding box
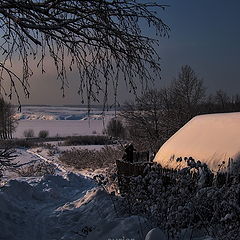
[154,112,240,171]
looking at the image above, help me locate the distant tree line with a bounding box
[121,65,240,152]
[0,98,17,140]
[200,89,240,114]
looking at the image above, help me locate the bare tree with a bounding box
[0,144,17,180]
[231,94,240,111]
[0,0,169,108]
[0,97,17,139]
[121,90,166,152]
[170,65,206,125]
[214,89,230,111]
[121,66,206,151]
[202,90,240,113]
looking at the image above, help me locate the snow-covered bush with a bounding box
[114,157,240,239]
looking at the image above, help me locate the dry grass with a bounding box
[59,135,111,146]
[59,146,124,170]
[15,162,56,177]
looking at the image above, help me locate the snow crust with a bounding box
[154,113,240,171]
[2,105,219,239]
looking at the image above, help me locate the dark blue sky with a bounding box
[157,0,240,95]
[17,0,240,105]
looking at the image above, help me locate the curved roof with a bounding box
[154,112,240,171]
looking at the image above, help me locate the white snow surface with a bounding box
[1,173,144,240]
[14,106,113,121]
[154,112,240,171]
[1,148,151,240]
[13,106,116,138]
[14,119,108,138]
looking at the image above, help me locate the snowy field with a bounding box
[0,107,221,239]
[14,106,116,138]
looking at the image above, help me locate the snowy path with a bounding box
[27,149,67,173]
[0,148,151,240]
[0,173,97,240]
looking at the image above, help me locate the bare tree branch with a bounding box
[0,0,169,108]
[0,145,17,178]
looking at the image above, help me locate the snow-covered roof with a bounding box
[154,112,240,171]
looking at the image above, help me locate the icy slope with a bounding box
[154,112,240,171]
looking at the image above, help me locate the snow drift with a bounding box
[0,173,150,240]
[154,112,240,171]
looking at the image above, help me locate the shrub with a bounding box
[38,130,49,138]
[59,146,123,170]
[23,129,34,138]
[60,135,111,146]
[15,162,55,177]
[113,157,240,239]
[0,139,39,148]
[105,118,126,138]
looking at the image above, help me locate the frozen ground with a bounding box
[0,147,214,240]
[13,106,116,138]
[154,112,240,171]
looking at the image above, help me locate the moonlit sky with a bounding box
[12,0,240,105]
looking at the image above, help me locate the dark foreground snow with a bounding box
[0,148,214,240]
[0,173,151,240]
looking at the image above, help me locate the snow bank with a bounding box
[0,173,150,240]
[154,113,240,171]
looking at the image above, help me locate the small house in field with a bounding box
[154,112,240,171]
